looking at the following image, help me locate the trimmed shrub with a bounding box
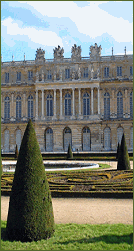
[117,133,131,170]
[15,144,19,159]
[67,143,73,159]
[6,119,55,242]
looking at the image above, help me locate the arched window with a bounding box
[117,91,123,118]
[28,95,33,119]
[130,127,133,150]
[104,127,111,150]
[130,92,133,118]
[4,129,9,152]
[83,93,90,115]
[63,127,72,151]
[117,127,123,144]
[16,129,21,151]
[82,127,90,151]
[65,93,71,116]
[16,96,21,119]
[46,94,53,116]
[104,92,110,119]
[4,97,10,119]
[45,128,53,152]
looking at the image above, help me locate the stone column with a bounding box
[22,92,26,120]
[41,89,45,120]
[91,88,94,115]
[24,93,26,117]
[52,89,57,120]
[78,88,82,119]
[1,93,4,121]
[71,87,75,119]
[78,88,81,116]
[35,89,38,120]
[60,89,63,119]
[98,88,100,115]
[10,92,15,121]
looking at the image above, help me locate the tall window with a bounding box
[47,70,52,80]
[130,92,133,118]
[16,96,21,119]
[47,94,53,116]
[4,97,10,119]
[64,127,72,151]
[5,73,9,83]
[17,72,21,81]
[130,66,133,76]
[117,127,123,144]
[16,129,21,151]
[45,128,53,152]
[104,127,111,150]
[65,69,70,79]
[117,91,123,118]
[83,93,90,115]
[104,92,110,119]
[82,127,90,151]
[104,67,109,77]
[28,71,33,80]
[83,68,88,78]
[28,95,33,119]
[65,93,71,116]
[117,66,122,77]
[4,129,9,152]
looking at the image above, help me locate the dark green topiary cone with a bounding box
[6,119,55,242]
[117,133,131,170]
[67,143,73,159]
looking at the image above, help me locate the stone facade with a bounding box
[1,44,133,152]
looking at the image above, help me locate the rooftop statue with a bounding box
[35,48,45,61]
[53,45,64,59]
[71,44,81,60]
[89,43,102,60]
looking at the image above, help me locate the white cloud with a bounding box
[17,1,132,44]
[1,17,63,47]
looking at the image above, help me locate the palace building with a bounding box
[1,43,133,153]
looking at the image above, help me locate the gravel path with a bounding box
[1,196,133,224]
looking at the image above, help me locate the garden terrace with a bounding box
[1,169,133,198]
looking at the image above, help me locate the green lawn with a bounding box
[1,221,133,250]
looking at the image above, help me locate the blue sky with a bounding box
[1,1,133,62]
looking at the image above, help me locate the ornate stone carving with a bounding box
[35,48,45,61]
[72,70,75,80]
[59,69,62,81]
[71,44,81,60]
[54,70,56,81]
[53,45,64,59]
[36,71,39,82]
[89,43,102,61]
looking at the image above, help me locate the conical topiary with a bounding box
[116,142,120,160]
[117,133,131,170]
[67,143,73,159]
[15,144,19,159]
[6,119,55,242]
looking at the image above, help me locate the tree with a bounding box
[116,142,120,160]
[6,119,55,242]
[117,133,131,170]
[67,143,73,159]
[15,144,19,159]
